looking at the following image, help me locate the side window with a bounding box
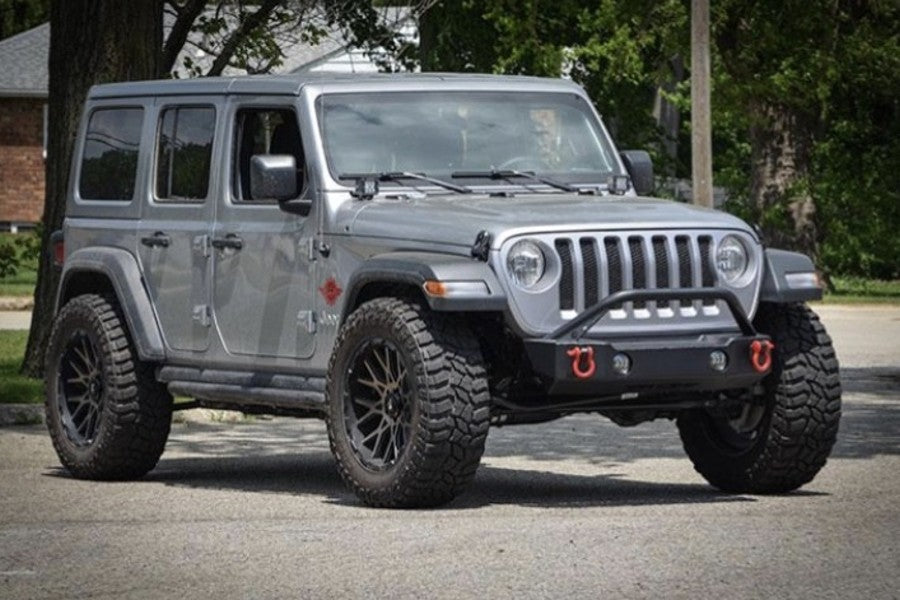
[79,108,143,201]
[234,108,305,202]
[155,106,216,202]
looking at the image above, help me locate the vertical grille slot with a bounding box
[698,236,716,305]
[652,236,670,308]
[605,238,623,294]
[628,236,647,308]
[675,235,693,306]
[555,239,575,311]
[580,238,599,308]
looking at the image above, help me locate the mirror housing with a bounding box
[619,150,654,196]
[250,154,311,215]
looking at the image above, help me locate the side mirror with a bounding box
[619,150,654,196]
[249,154,311,215]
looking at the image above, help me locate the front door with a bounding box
[137,100,217,353]
[210,101,317,362]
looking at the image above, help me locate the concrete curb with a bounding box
[0,296,34,311]
[0,404,44,426]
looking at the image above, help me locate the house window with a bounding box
[155,106,216,202]
[79,108,144,201]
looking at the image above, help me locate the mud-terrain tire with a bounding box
[45,294,172,479]
[326,297,491,508]
[677,303,841,493]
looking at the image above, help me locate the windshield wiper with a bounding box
[451,169,583,193]
[340,171,472,194]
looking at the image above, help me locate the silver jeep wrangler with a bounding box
[45,73,841,507]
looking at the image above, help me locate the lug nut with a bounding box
[612,353,631,375]
[709,350,728,371]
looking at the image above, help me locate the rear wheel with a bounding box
[326,298,491,508]
[44,294,172,479]
[677,303,841,493]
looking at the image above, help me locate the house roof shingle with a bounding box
[0,23,49,97]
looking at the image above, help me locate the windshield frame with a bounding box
[313,88,625,194]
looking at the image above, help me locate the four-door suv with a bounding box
[45,73,841,507]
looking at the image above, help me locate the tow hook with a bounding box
[750,339,775,373]
[566,346,597,379]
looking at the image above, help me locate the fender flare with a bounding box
[759,248,823,303]
[343,251,507,320]
[57,247,166,362]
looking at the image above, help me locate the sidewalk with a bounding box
[0,311,32,330]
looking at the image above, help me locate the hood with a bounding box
[338,193,757,249]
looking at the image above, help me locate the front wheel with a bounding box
[325,298,491,508]
[677,303,841,493]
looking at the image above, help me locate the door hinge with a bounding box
[306,238,331,261]
[192,304,211,327]
[192,234,210,258]
[297,310,317,334]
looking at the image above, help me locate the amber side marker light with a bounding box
[422,280,490,298]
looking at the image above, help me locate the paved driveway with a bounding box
[1,305,898,599]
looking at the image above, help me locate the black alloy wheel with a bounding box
[343,338,414,470]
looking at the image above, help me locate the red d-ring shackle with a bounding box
[566,346,597,379]
[750,339,775,373]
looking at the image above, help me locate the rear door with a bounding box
[210,98,317,364]
[137,100,218,353]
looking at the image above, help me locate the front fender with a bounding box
[345,251,507,316]
[759,248,823,303]
[57,247,166,362]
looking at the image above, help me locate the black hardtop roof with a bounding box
[87,72,580,99]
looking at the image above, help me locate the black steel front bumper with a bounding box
[523,288,774,396]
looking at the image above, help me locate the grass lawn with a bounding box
[0,330,42,404]
[820,277,900,304]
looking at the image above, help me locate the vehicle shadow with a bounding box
[135,449,764,510]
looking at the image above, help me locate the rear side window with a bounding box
[79,108,144,201]
[155,106,216,201]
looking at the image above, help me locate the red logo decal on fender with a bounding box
[319,278,343,306]
[566,346,597,379]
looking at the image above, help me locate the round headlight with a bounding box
[506,240,545,288]
[716,235,749,285]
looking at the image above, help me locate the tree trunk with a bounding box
[21,0,162,377]
[748,101,819,264]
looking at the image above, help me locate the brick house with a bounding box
[0,23,48,231]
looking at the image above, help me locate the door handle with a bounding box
[211,234,243,251]
[140,231,170,248]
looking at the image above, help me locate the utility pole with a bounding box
[691,0,714,208]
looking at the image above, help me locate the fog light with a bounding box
[710,350,728,371]
[612,353,631,375]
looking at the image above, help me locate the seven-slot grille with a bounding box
[554,233,717,314]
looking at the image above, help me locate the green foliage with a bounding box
[0,330,42,404]
[0,230,40,281]
[0,0,48,40]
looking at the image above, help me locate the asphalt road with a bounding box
[1,305,898,599]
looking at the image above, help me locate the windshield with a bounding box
[317,91,621,187]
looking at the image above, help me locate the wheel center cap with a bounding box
[386,391,402,418]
